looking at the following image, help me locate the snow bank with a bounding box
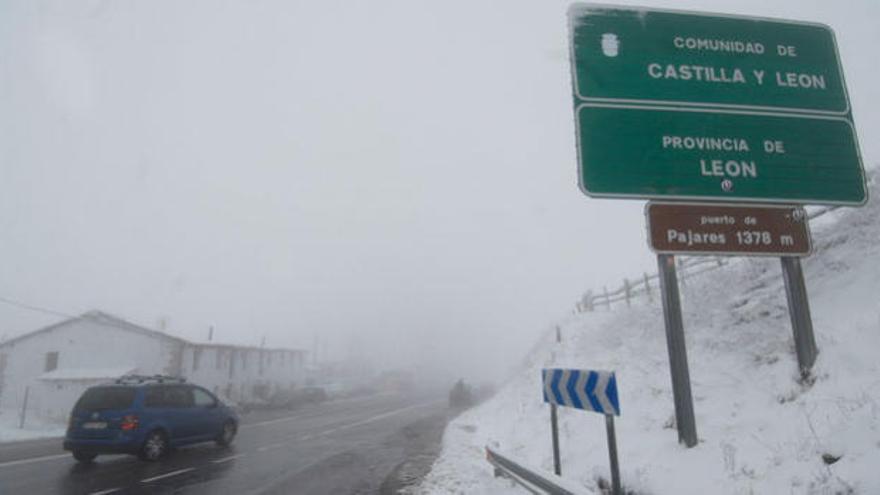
[0,411,65,442]
[416,182,880,494]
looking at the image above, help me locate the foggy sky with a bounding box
[1,0,877,382]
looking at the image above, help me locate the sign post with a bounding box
[542,368,622,494]
[550,403,561,475]
[780,257,818,376]
[656,255,698,447]
[605,414,621,495]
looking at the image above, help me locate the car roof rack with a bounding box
[114,374,187,385]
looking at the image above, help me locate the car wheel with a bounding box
[72,451,97,463]
[139,430,168,461]
[216,421,237,447]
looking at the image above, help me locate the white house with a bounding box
[0,311,306,423]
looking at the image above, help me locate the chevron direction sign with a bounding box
[542,368,620,416]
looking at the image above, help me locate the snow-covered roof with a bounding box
[0,310,306,355]
[38,366,137,381]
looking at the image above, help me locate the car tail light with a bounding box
[121,415,139,431]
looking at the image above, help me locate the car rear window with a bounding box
[74,387,137,411]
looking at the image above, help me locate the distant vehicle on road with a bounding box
[63,375,238,462]
[448,379,473,409]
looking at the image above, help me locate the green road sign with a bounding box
[568,5,849,114]
[576,104,866,204]
[568,5,866,205]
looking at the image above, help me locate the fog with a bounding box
[1,0,877,385]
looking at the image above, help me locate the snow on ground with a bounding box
[0,410,65,442]
[415,182,880,494]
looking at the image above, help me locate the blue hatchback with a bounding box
[64,375,239,462]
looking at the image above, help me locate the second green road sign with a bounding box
[569,5,866,205]
[576,104,864,203]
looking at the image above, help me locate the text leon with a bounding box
[662,135,787,179]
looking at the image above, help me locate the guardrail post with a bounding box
[657,254,698,447]
[644,272,652,301]
[603,286,610,310]
[623,278,631,307]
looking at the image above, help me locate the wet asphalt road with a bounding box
[0,392,447,495]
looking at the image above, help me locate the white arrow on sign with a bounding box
[594,371,615,415]
[575,369,592,412]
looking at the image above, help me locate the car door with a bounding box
[144,385,188,442]
[169,385,200,442]
[192,386,224,440]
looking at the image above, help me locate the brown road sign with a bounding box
[646,203,812,256]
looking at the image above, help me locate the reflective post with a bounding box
[657,254,698,447]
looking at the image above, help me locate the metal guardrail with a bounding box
[485,446,588,495]
[574,205,841,313]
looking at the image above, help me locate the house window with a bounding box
[44,352,59,372]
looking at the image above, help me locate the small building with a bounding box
[0,311,306,423]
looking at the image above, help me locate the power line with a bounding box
[0,295,74,319]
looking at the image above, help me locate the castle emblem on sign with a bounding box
[601,33,619,57]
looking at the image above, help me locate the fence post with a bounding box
[603,286,610,310]
[624,278,631,307]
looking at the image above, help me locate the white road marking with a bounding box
[256,443,285,452]
[140,467,195,483]
[249,401,440,456]
[319,401,439,436]
[240,414,302,429]
[88,488,121,495]
[211,454,243,464]
[239,393,402,430]
[0,453,70,469]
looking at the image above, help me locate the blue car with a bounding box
[64,375,238,462]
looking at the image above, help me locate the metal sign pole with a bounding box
[605,414,622,495]
[780,257,818,377]
[657,254,698,447]
[550,403,561,475]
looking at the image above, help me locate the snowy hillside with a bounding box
[415,180,880,494]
